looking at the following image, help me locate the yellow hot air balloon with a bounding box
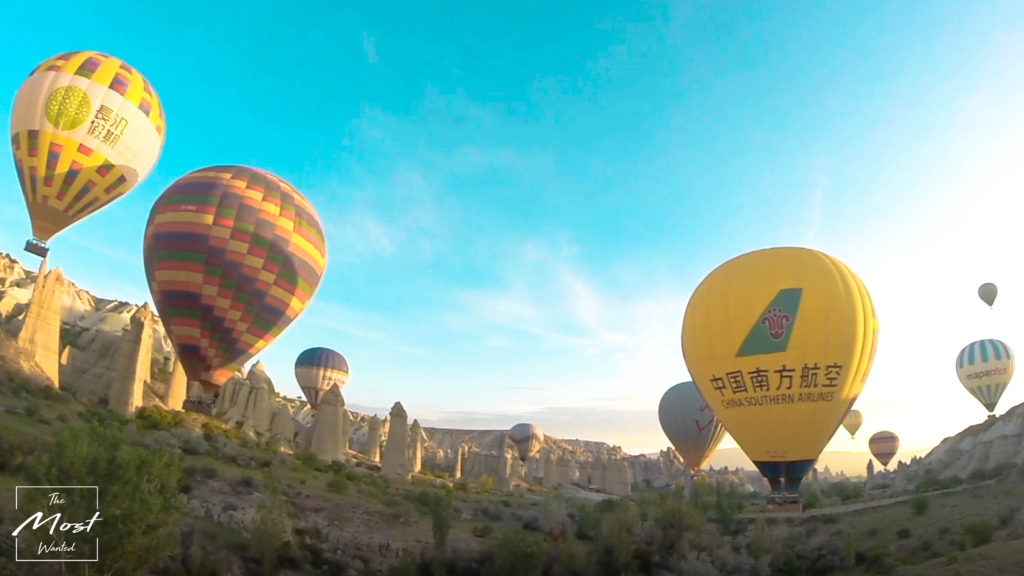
[681,247,878,497]
[10,51,166,257]
[842,409,863,439]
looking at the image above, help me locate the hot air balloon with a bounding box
[295,347,349,410]
[508,423,544,463]
[978,283,998,308]
[11,51,166,258]
[681,247,878,498]
[842,409,863,439]
[956,339,1014,414]
[143,166,327,392]
[868,431,899,468]
[658,381,726,473]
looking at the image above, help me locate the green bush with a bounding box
[963,519,995,549]
[22,423,185,575]
[909,494,930,516]
[472,524,495,538]
[482,528,546,576]
[201,419,241,442]
[476,475,496,493]
[409,490,455,555]
[293,449,326,472]
[326,470,351,494]
[896,527,912,539]
[135,406,187,431]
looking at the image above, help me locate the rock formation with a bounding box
[16,261,63,387]
[270,402,297,446]
[409,419,424,474]
[310,385,348,462]
[604,459,633,497]
[381,403,410,479]
[364,415,382,462]
[340,409,353,453]
[213,365,274,435]
[542,453,557,488]
[164,358,187,411]
[107,304,154,416]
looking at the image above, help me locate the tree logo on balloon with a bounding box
[736,288,803,357]
[761,308,792,340]
[44,86,91,131]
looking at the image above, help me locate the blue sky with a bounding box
[2,2,1024,455]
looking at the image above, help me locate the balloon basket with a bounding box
[766,493,803,513]
[24,239,49,258]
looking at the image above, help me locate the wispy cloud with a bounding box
[303,300,431,357]
[440,234,689,410]
[805,163,828,242]
[362,33,379,64]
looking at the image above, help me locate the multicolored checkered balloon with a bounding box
[143,166,327,390]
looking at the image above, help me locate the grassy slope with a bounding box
[2,370,1024,574]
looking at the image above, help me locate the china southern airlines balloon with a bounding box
[681,247,878,495]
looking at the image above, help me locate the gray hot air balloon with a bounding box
[658,381,727,473]
[979,283,998,308]
[508,423,544,463]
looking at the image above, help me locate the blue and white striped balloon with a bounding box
[956,339,1014,413]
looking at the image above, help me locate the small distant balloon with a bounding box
[956,339,1015,414]
[508,423,544,463]
[869,431,899,468]
[842,409,863,439]
[978,283,997,308]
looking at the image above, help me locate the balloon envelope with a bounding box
[658,381,726,473]
[681,247,878,494]
[842,409,863,439]
[11,51,165,244]
[956,339,1014,414]
[295,347,349,410]
[869,431,899,468]
[978,283,997,308]
[508,423,544,463]
[143,166,327,390]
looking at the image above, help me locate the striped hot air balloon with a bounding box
[143,166,327,391]
[658,381,727,473]
[11,51,166,257]
[295,347,349,409]
[956,339,1015,414]
[869,431,899,468]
